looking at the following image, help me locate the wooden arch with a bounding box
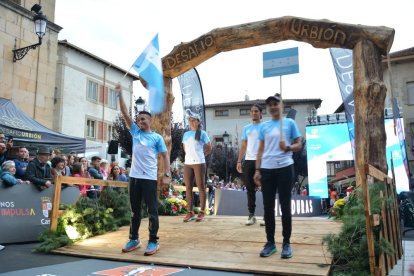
[152,16,395,274]
[156,16,394,185]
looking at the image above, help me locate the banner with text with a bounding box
[330,48,355,158]
[177,68,206,130]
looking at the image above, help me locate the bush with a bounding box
[35,188,131,253]
[323,183,394,275]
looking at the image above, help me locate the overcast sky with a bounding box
[54,0,414,119]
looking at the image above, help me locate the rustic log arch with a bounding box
[156,15,394,181]
[151,16,395,274]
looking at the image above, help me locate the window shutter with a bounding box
[99,85,104,104]
[103,122,108,141]
[97,121,103,140]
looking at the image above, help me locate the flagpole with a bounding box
[121,65,134,80]
[279,76,284,143]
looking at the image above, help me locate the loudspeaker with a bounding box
[107,140,119,154]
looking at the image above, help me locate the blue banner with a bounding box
[393,97,410,177]
[330,48,355,158]
[177,68,206,130]
[263,47,299,78]
[306,119,409,198]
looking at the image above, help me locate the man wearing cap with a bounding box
[254,93,302,259]
[116,83,170,256]
[26,146,53,191]
[236,104,263,226]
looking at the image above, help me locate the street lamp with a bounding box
[135,96,146,112]
[12,4,48,62]
[223,131,230,183]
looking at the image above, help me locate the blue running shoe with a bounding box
[260,241,277,257]
[281,242,293,258]
[144,240,159,256]
[122,239,141,253]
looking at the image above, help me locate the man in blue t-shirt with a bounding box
[236,104,263,226]
[116,83,170,256]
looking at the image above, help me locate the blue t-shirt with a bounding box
[241,123,262,160]
[129,123,167,180]
[182,130,210,164]
[258,118,301,169]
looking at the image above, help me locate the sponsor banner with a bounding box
[329,48,355,158]
[215,189,322,217]
[177,68,206,130]
[306,118,409,198]
[263,47,299,78]
[392,97,410,177]
[94,265,182,276]
[0,184,79,243]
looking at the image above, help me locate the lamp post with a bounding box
[135,96,146,112]
[12,4,48,62]
[223,131,230,183]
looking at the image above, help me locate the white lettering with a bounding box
[0,201,15,208]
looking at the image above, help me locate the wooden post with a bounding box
[151,77,174,198]
[50,175,62,232]
[354,40,388,275]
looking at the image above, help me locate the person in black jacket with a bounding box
[26,146,52,191]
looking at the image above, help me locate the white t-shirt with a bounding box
[241,123,262,160]
[182,130,210,165]
[259,118,301,169]
[129,123,167,180]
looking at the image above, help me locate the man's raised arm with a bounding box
[115,83,132,130]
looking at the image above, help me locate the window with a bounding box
[107,125,114,141]
[108,88,117,109]
[407,82,414,105]
[86,119,96,138]
[87,80,98,101]
[240,108,250,116]
[215,109,229,116]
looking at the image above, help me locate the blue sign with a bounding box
[263,47,299,78]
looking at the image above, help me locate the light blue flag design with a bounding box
[132,34,164,114]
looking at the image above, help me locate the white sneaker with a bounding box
[260,220,266,226]
[0,245,5,251]
[245,215,257,225]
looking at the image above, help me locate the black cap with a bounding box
[37,146,51,155]
[265,95,282,104]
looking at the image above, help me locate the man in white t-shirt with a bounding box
[116,83,170,256]
[236,104,263,226]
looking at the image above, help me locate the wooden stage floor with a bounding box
[53,215,342,275]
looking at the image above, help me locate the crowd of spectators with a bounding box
[0,132,129,195]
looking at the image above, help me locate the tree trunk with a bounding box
[151,77,174,198]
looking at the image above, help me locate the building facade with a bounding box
[383,47,414,174]
[55,40,138,157]
[205,98,322,147]
[0,0,60,128]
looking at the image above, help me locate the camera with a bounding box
[7,135,13,142]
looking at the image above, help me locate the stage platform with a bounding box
[53,215,342,275]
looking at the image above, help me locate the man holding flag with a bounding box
[116,83,170,256]
[116,34,170,256]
